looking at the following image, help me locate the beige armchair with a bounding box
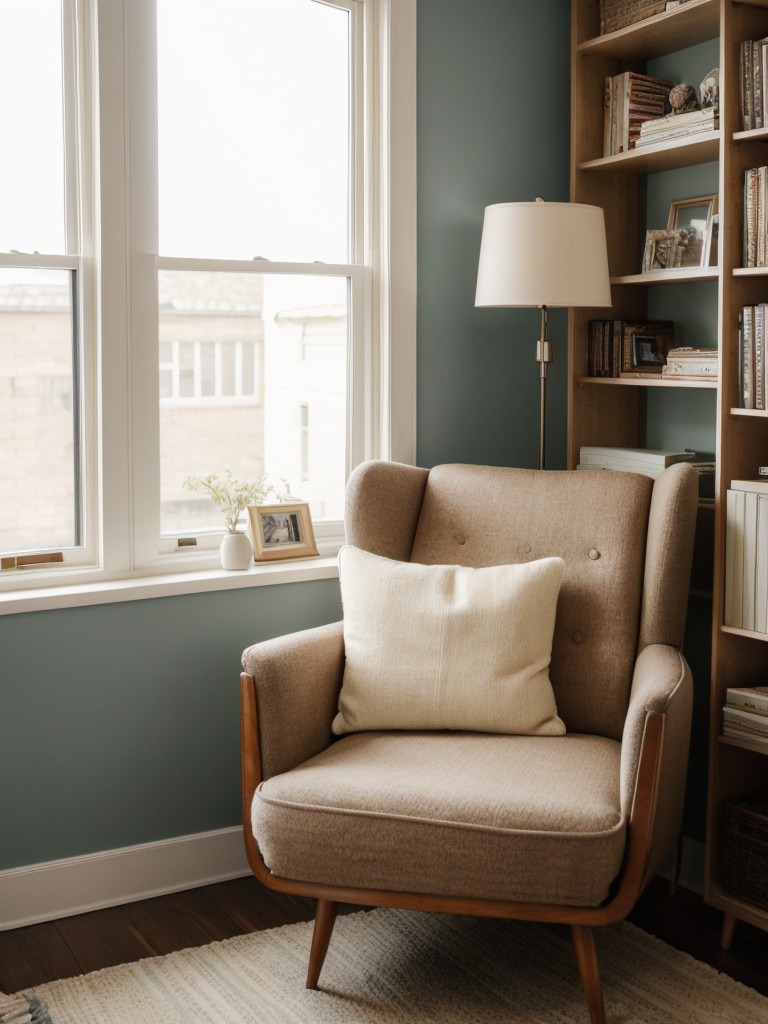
[241,460,699,1024]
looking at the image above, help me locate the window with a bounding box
[0,0,415,603]
[0,1,93,569]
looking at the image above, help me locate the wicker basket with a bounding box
[722,794,768,912]
[600,0,666,34]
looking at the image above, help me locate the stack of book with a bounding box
[743,166,768,267]
[603,72,672,156]
[587,319,674,377]
[725,479,768,632]
[740,35,768,130]
[738,304,768,409]
[723,686,768,748]
[577,446,695,478]
[661,347,718,380]
[635,107,718,148]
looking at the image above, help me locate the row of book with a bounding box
[725,480,768,633]
[738,304,768,410]
[723,686,768,748]
[743,166,768,268]
[740,35,768,131]
[603,71,671,156]
[635,106,718,148]
[587,319,674,377]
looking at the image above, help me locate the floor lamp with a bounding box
[475,199,612,469]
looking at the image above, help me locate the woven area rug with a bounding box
[3,908,767,1024]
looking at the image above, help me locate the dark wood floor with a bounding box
[1,874,766,998]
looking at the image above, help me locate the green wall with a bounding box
[417,0,571,470]
[0,582,342,868]
[5,1,713,873]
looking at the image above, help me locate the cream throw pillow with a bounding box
[332,546,566,736]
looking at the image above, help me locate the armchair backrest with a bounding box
[345,461,698,740]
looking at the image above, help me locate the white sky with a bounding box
[0,0,351,262]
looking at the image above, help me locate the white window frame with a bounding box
[0,0,416,612]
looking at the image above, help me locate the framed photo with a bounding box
[630,332,665,371]
[666,194,718,268]
[642,229,686,272]
[248,502,318,562]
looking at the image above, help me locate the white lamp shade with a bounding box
[475,201,612,308]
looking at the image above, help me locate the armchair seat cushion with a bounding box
[253,731,625,907]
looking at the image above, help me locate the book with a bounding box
[585,320,674,378]
[743,490,759,631]
[603,71,671,155]
[757,495,768,632]
[726,686,768,716]
[730,479,768,492]
[723,722,768,747]
[723,705,768,738]
[725,488,746,627]
[639,108,718,133]
[579,446,695,467]
[662,348,718,379]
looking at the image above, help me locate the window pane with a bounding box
[0,1,67,254]
[157,0,351,263]
[158,270,347,534]
[0,269,79,553]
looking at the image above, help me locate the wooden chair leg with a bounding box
[571,925,606,1024]
[306,899,339,990]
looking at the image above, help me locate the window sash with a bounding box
[0,0,417,598]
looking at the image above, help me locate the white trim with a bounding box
[0,827,250,931]
[0,831,707,932]
[0,554,340,616]
[377,0,417,466]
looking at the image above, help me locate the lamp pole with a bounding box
[536,305,553,470]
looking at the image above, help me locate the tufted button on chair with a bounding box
[240,460,699,1024]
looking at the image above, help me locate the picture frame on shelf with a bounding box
[642,229,686,272]
[247,502,319,562]
[630,332,666,372]
[666,194,718,268]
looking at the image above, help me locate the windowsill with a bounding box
[0,555,340,616]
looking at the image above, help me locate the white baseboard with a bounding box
[0,831,707,933]
[0,826,251,931]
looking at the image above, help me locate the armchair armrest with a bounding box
[620,643,693,881]
[242,621,345,782]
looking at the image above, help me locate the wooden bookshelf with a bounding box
[569,0,768,948]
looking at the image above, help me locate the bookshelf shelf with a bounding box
[576,375,717,389]
[578,133,719,174]
[570,0,768,946]
[575,0,719,61]
[613,268,719,285]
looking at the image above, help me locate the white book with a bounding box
[579,446,695,466]
[730,479,768,493]
[757,495,768,633]
[723,705,768,737]
[725,488,746,627]
[726,685,768,715]
[743,489,758,631]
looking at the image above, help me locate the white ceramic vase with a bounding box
[220,531,252,571]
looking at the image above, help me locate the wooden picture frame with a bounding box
[666,194,718,268]
[642,229,686,272]
[248,502,318,562]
